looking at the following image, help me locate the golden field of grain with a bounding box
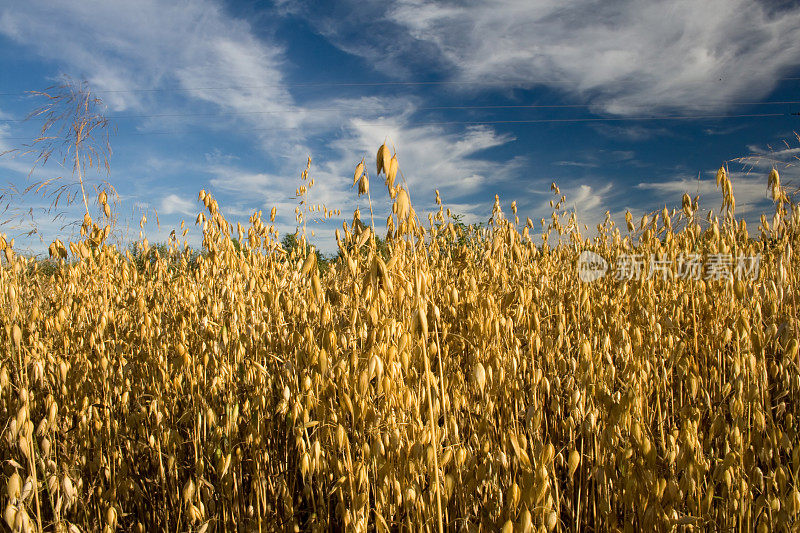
[0,145,799,532]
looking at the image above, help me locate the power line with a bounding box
[0,112,788,140]
[1,76,800,97]
[0,80,564,96]
[1,103,798,123]
[425,101,800,109]
[352,113,788,126]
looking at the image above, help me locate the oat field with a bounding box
[1,145,799,532]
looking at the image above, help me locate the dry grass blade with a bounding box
[0,140,798,533]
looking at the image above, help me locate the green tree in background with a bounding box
[282,232,334,272]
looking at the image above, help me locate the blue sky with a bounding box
[1,0,800,255]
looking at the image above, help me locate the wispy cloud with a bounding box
[554,160,598,168]
[554,150,637,169]
[742,144,800,161]
[0,1,288,111]
[636,170,772,216]
[158,193,196,216]
[590,124,675,141]
[703,125,749,136]
[737,141,800,176]
[4,0,798,257]
[200,120,525,251]
[568,183,615,224]
[0,0,529,254]
[304,0,800,116]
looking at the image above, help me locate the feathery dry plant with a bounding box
[0,144,799,532]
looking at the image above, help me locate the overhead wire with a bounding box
[1,101,799,123]
[0,76,799,97]
[0,112,792,141]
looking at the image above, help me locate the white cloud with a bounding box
[307,0,800,115]
[0,2,687,255]
[635,171,772,216]
[1,2,280,103]
[13,0,794,255]
[554,161,597,168]
[740,144,800,168]
[569,183,613,215]
[546,182,615,232]
[554,149,637,169]
[0,0,301,152]
[158,193,196,216]
[735,141,800,195]
[703,125,748,136]
[201,119,524,253]
[339,123,520,193]
[590,124,674,141]
[0,2,525,235]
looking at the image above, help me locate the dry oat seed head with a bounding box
[354,160,365,188]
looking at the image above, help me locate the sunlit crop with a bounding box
[1,145,799,532]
